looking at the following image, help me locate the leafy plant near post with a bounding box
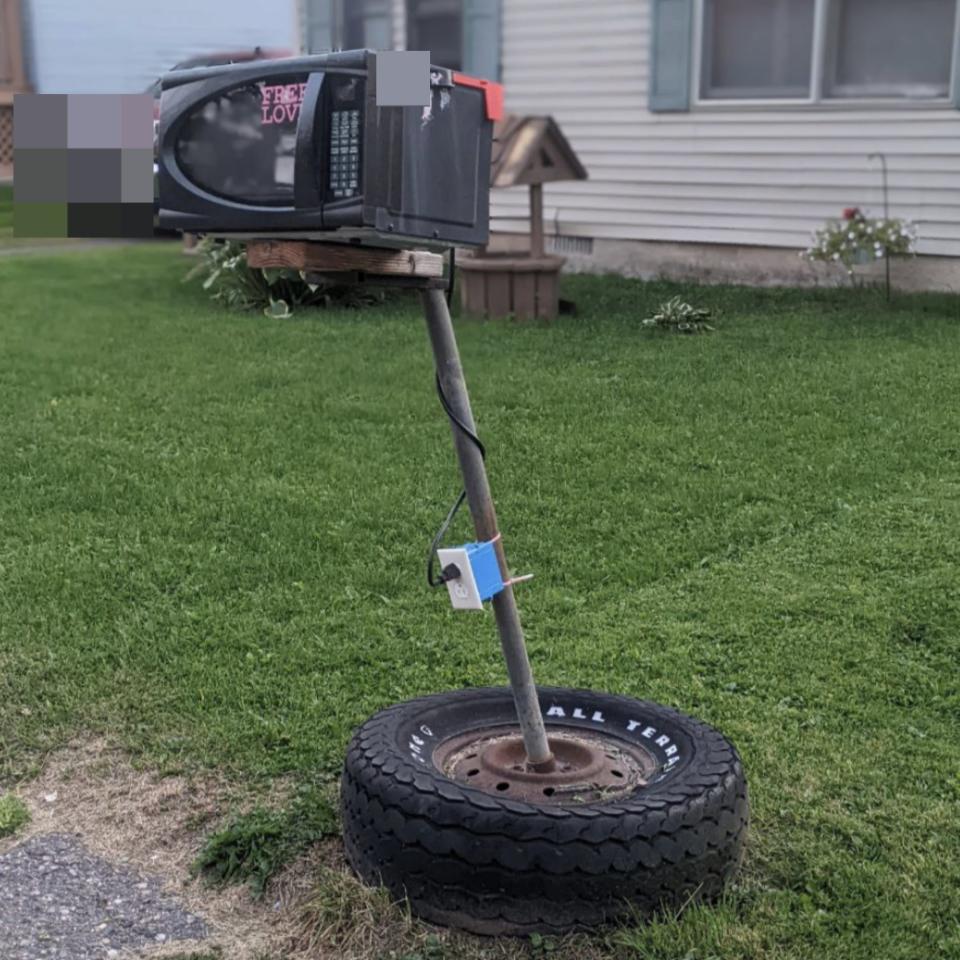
[184,238,387,317]
[803,207,916,278]
[192,783,337,896]
[643,296,715,334]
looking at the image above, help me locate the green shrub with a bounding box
[185,238,387,317]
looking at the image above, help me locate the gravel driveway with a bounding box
[0,833,209,960]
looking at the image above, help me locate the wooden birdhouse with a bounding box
[460,114,588,320]
[490,114,588,257]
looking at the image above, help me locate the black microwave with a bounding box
[157,49,500,247]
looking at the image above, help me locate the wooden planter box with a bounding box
[459,254,566,320]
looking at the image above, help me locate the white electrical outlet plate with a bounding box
[437,547,484,610]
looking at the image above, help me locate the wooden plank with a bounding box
[246,240,444,277]
[460,270,488,317]
[512,273,537,320]
[486,273,514,318]
[0,0,28,92]
[536,271,560,320]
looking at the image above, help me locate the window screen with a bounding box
[824,0,957,99]
[701,0,816,99]
[407,0,463,71]
[176,76,308,206]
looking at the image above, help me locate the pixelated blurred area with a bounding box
[12,94,153,238]
[375,50,431,107]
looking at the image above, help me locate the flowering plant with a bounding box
[803,207,916,277]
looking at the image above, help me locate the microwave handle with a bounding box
[294,71,326,212]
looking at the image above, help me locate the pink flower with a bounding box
[842,207,861,221]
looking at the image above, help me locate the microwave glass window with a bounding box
[176,75,309,205]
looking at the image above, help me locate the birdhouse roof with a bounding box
[490,114,588,188]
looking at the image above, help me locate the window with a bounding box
[697,0,959,102]
[303,0,499,79]
[824,0,956,99]
[344,0,392,51]
[702,0,815,99]
[407,0,464,71]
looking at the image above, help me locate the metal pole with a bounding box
[869,152,891,302]
[421,287,554,770]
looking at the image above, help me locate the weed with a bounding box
[192,783,337,896]
[0,794,29,837]
[642,296,715,333]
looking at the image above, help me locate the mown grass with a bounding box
[0,245,958,959]
[0,185,13,238]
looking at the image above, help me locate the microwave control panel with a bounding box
[329,109,360,199]
[327,76,363,201]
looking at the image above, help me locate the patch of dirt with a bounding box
[1,737,608,960]
[0,737,327,960]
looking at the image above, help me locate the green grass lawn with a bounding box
[1,245,958,959]
[0,185,13,238]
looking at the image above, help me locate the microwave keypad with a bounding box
[329,110,360,199]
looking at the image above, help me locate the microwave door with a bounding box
[294,72,326,217]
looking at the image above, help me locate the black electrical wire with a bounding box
[434,371,485,460]
[445,248,456,307]
[426,371,486,588]
[426,489,467,588]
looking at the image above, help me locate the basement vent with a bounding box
[548,234,594,256]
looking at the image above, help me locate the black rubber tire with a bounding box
[340,686,748,935]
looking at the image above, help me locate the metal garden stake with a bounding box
[421,287,554,770]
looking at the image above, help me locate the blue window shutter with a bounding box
[463,0,502,80]
[305,0,335,53]
[650,0,693,112]
[953,13,960,109]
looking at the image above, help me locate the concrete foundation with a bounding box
[487,233,959,295]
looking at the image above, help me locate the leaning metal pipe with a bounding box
[420,287,554,769]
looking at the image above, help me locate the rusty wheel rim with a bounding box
[434,727,657,804]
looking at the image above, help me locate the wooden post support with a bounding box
[246,239,445,278]
[529,183,545,259]
[1,0,29,96]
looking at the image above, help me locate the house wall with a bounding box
[491,0,960,268]
[24,0,299,94]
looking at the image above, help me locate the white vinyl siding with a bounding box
[492,0,960,257]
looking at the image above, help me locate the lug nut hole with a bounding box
[496,782,510,791]
[466,768,479,777]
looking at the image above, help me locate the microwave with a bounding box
[157,49,500,248]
